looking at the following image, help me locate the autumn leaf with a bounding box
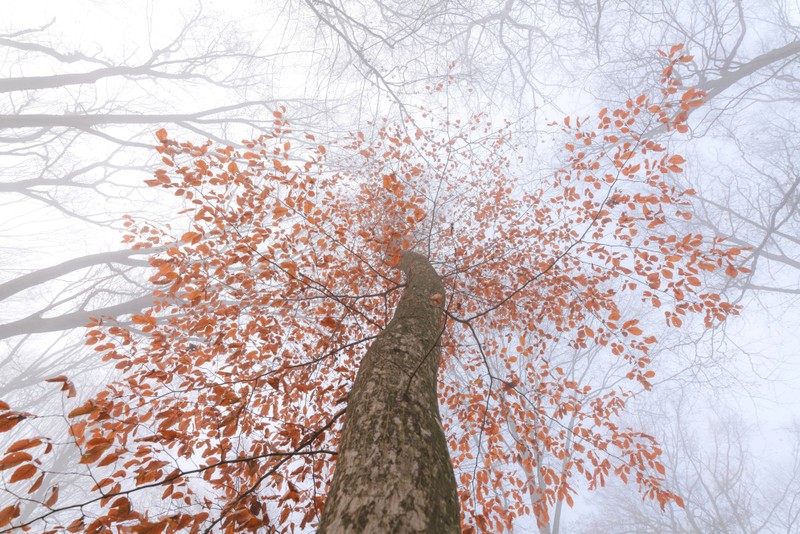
[0,412,27,433]
[0,504,20,528]
[68,403,98,418]
[28,473,45,494]
[9,463,36,483]
[0,452,32,471]
[44,486,59,508]
[181,231,202,244]
[6,438,42,453]
[320,316,338,330]
[45,376,77,398]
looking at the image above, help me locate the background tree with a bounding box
[578,398,800,533]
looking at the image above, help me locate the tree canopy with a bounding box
[0,48,749,533]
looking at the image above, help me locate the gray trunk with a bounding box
[317,251,460,533]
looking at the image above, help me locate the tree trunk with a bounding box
[318,251,460,533]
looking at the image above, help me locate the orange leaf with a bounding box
[68,403,97,418]
[0,413,26,433]
[623,319,643,335]
[272,159,291,173]
[44,486,59,508]
[280,506,291,524]
[0,452,32,471]
[669,44,684,57]
[45,376,77,398]
[279,260,298,278]
[80,446,107,465]
[7,438,41,453]
[698,262,716,272]
[9,463,36,483]
[181,231,202,244]
[0,504,20,528]
[28,473,45,494]
[320,316,338,330]
[45,375,68,384]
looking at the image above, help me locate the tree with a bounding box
[578,401,800,533]
[0,5,292,409]
[302,5,800,530]
[0,50,747,532]
[318,251,460,532]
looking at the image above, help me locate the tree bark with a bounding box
[318,251,460,533]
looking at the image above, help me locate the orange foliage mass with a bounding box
[0,48,745,533]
